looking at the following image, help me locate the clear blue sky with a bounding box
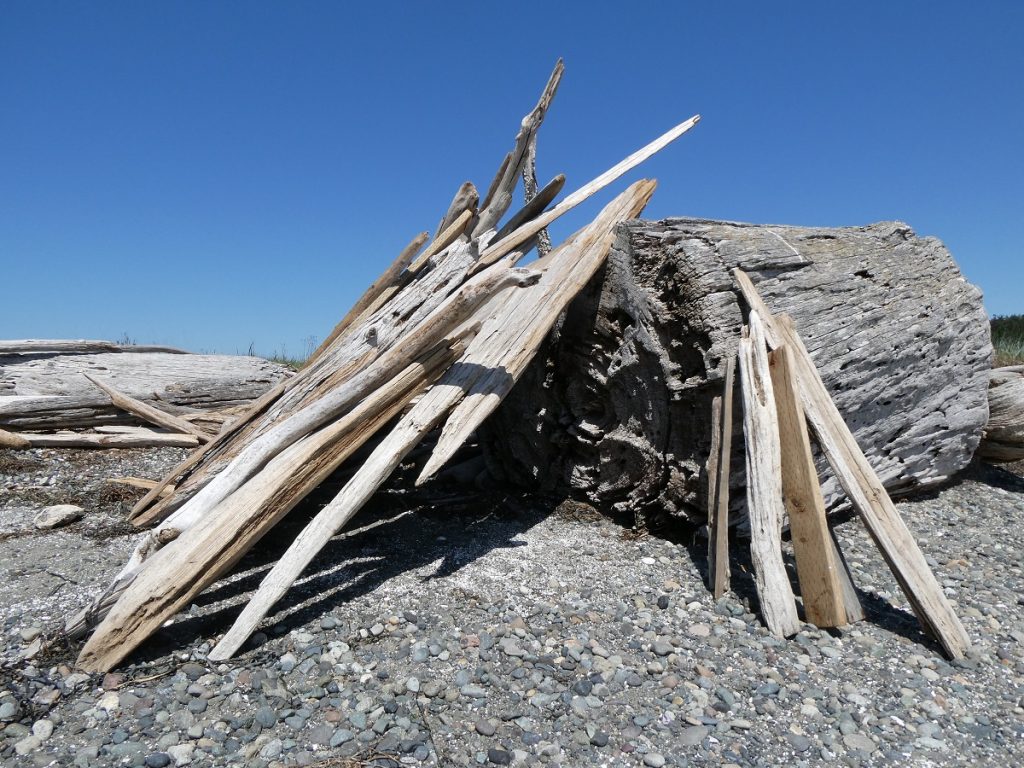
[2,2,1021,356]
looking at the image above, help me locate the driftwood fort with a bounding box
[2,61,1021,672]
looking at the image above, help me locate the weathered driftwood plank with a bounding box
[0,340,187,355]
[0,428,31,449]
[84,374,211,443]
[14,431,200,449]
[484,218,992,525]
[737,313,800,638]
[74,344,461,668]
[0,351,293,431]
[710,356,735,598]
[769,344,853,627]
[204,181,656,662]
[734,272,970,657]
[978,366,1024,462]
[705,394,722,591]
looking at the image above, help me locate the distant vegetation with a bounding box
[260,334,320,371]
[992,315,1024,367]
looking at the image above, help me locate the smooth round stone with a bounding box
[643,753,666,768]
[144,753,171,768]
[475,719,496,737]
[590,731,609,747]
[487,748,512,765]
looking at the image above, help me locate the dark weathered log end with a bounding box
[483,218,993,525]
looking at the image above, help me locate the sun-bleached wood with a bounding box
[0,340,187,355]
[74,345,460,668]
[0,428,30,449]
[204,184,655,661]
[470,114,701,274]
[769,345,851,627]
[84,374,210,443]
[16,431,200,449]
[705,394,722,590]
[734,269,970,657]
[415,180,657,484]
[978,366,1024,462]
[711,356,735,598]
[437,181,479,235]
[107,477,174,497]
[737,313,801,638]
[407,209,474,274]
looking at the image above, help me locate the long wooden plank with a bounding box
[706,394,722,592]
[84,374,211,443]
[470,114,700,274]
[769,345,850,627]
[712,356,735,598]
[732,268,970,658]
[737,314,801,637]
[18,432,200,449]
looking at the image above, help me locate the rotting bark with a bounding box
[483,218,993,525]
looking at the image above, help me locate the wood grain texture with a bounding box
[705,394,722,592]
[711,357,735,598]
[84,374,211,443]
[737,314,800,638]
[742,297,971,658]
[769,345,850,627]
[978,366,1024,462]
[484,218,992,525]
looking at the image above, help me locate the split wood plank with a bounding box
[415,179,657,483]
[107,477,174,497]
[75,343,460,669]
[470,113,700,275]
[84,374,211,443]
[711,355,735,598]
[705,394,722,592]
[437,181,479,235]
[732,268,970,658]
[769,344,852,627]
[207,181,657,661]
[407,208,474,274]
[737,313,801,638]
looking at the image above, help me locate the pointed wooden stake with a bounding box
[709,355,735,598]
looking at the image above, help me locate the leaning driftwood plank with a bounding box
[471,113,700,274]
[207,183,657,661]
[493,174,566,244]
[437,181,479,235]
[769,345,852,627]
[416,180,657,483]
[84,374,211,443]
[734,268,971,658]
[19,432,200,449]
[705,394,722,591]
[73,343,460,668]
[308,231,429,363]
[711,356,735,598]
[407,209,474,274]
[107,477,174,497]
[738,313,800,638]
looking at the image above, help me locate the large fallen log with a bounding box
[484,218,993,523]
[977,366,1024,463]
[0,347,294,430]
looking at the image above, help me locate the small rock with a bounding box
[14,735,42,755]
[842,733,877,753]
[475,719,496,736]
[34,504,84,529]
[644,754,666,768]
[653,639,674,657]
[145,753,172,768]
[488,748,512,765]
[166,744,194,766]
[20,626,43,643]
[590,731,609,747]
[679,725,710,745]
[31,719,53,741]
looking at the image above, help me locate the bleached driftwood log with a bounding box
[484,218,993,524]
[978,366,1024,462]
[0,348,293,430]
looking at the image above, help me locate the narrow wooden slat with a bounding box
[407,209,474,274]
[732,268,970,658]
[471,114,700,274]
[712,356,735,598]
[769,345,851,627]
[19,432,200,449]
[706,394,722,591]
[84,374,211,443]
[737,314,801,638]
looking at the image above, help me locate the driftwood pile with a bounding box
[14,62,986,671]
[706,272,970,658]
[0,340,293,447]
[65,61,704,671]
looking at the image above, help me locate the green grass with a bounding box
[992,314,1024,367]
[262,334,320,371]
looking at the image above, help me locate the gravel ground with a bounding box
[1,447,1023,767]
